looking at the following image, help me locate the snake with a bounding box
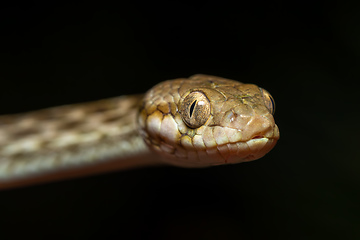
[0,74,279,189]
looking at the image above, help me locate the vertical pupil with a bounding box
[189,100,197,117]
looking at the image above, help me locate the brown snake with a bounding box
[0,74,279,189]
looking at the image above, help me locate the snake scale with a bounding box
[0,74,279,189]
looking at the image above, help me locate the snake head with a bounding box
[138,74,279,167]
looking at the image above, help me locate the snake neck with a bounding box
[0,94,161,189]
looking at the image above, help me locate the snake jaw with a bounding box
[145,137,278,168]
[140,115,279,168]
[238,137,277,162]
[215,124,279,165]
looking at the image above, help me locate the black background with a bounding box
[0,1,359,240]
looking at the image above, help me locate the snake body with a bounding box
[0,75,279,189]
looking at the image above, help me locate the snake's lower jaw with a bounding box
[151,122,280,168]
[156,136,278,168]
[226,123,280,164]
[226,137,278,164]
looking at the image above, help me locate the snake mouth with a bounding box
[251,135,265,139]
[218,136,278,164]
[151,124,279,168]
[153,136,278,168]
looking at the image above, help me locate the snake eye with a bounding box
[260,88,275,115]
[180,91,211,128]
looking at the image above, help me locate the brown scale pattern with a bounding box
[0,94,150,186]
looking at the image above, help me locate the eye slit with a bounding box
[180,91,211,128]
[260,88,275,115]
[189,100,197,117]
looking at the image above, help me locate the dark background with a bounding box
[0,1,359,240]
